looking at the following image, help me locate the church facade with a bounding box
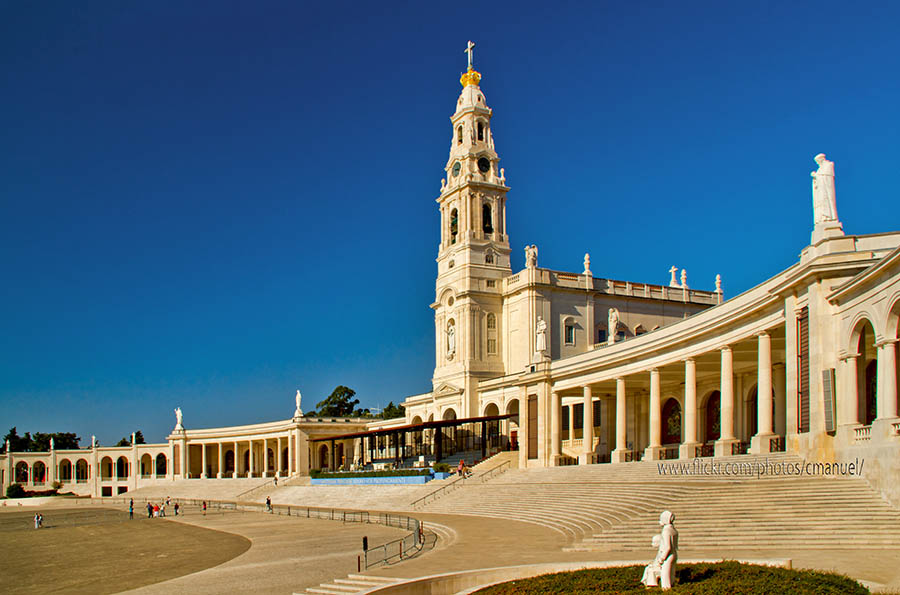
[400,48,900,505]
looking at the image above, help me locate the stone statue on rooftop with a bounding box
[583,253,591,275]
[174,407,183,431]
[525,244,538,269]
[680,269,688,289]
[811,153,838,224]
[608,308,619,345]
[294,390,303,417]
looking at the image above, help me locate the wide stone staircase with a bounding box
[422,453,900,550]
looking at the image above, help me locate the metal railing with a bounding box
[769,436,786,452]
[234,478,276,500]
[107,496,429,570]
[409,459,511,509]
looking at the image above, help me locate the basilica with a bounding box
[3,46,899,508]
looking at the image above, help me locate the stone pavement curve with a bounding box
[116,506,900,595]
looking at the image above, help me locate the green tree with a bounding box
[115,431,145,447]
[381,401,405,420]
[315,386,359,417]
[3,429,81,452]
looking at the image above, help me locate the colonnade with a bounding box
[549,331,784,464]
[179,435,296,479]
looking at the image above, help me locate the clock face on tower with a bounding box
[478,157,490,173]
[452,161,461,177]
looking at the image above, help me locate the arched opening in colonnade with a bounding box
[702,391,721,443]
[75,459,89,482]
[266,448,275,474]
[32,461,46,484]
[506,400,520,450]
[745,384,777,439]
[851,319,879,425]
[224,450,234,475]
[661,398,682,445]
[100,456,113,480]
[140,454,153,477]
[58,459,73,482]
[116,456,129,480]
[15,461,29,484]
[155,453,167,477]
[281,447,289,473]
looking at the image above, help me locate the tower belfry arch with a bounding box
[432,42,512,418]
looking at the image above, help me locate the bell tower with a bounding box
[432,41,511,418]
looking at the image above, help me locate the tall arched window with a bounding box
[482,203,493,234]
[457,126,463,145]
[450,209,458,244]
[485,250,494,264]
[477,121,484,141]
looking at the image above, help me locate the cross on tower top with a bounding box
[465,40,475,69]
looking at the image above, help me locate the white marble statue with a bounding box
[525,244,538,269]
[668,265,679,287]
[447,323,456,356]
[680,269,688,289]
[608,308,619,345]
[583,253,591,275]
[294,390,303,417]
[535,317,547,353]
[441,178,446,192]
[715,274,722,293]
[641,534,662,587]
[656,510,679,590]
[499,168,506,185]
[174,407,183,430]
[811,153,838,224]
[91,435,96,448]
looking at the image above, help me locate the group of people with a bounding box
[128,497,180,519]
[456,459,473,479]
[32,512,43,529]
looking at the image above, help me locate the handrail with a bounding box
[410,459,511,509]
[234,478,275,500]
[410,475,465,509]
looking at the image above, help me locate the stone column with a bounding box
[233,441,239,478]
[568,404,575,444]
[715,346,739,456]
[518,390,528,468]
[200,443,207,479]
[180,437,188,479]
[680,359,698,459]
[248,440,255,477]
[843,355,860,425]
[612,377,630,463]
[644,369,663,460]
[550,391,561,464]
[288,430,294,476]
[752,332,775,454]
[877,339,898,419]
[277,437,283,477]
[263,438,270,477]
[774,364,787,436]
[217,443,223,479]
[581,385,594,464]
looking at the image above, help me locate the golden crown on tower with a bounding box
[460,65,482,88]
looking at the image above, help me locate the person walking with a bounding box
[34,513,40,529]
[266,496,272,512]
[129,500,134,519]
[147,502,153,518]
[174,502,179,516]
[202,501,207,516]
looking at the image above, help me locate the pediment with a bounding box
[433,382,463,397]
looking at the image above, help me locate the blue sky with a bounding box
[2,1,899,445]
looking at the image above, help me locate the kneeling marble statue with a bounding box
[641,510,678,590]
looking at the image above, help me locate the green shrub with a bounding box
[6,483,25,498]
[475,562,868,594]
[433,462,451,473]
